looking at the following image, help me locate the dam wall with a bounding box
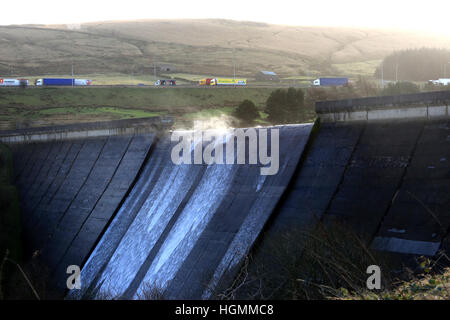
[3,90,449,299]
[11,133,155,283]
[265,91,450,261]
[3,118,167,292]
[4,118,313,298]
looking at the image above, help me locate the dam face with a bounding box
[8,120,313,298]
[12,133,155,284]
[267,119,449,256]
[3,91,450,299]
[69,125,312,299]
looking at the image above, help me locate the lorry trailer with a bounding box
[199,78,247,86]
[0,78,29,87]
[154,79,176,86]
[312,77,348,86]
[35,78,93,86]
[428,78,450,86]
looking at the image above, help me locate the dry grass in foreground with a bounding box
[336,256,450,300]
[220,221,449,300]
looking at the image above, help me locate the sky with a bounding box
[1,0,450,35]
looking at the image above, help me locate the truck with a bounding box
[154,79,176,86]
[0,78,29,87]
[199,78,213,85]
[35,78,93,86]
[199,78,247,86]
[428,78,450,86]
[312,77,348,87]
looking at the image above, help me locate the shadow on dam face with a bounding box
[3,92,450,299]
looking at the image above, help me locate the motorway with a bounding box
[0,83,312,89]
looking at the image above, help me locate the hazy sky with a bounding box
[2,0,450,35]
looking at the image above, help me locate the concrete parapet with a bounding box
[316,91,450,122]
[0,116,173,144]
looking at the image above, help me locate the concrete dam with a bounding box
[2,90,449,299]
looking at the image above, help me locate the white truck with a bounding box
[0,78,29,87]
[428,78,450,86]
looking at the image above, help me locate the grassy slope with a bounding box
[1,19,450,78]
[0,87,285,128]
[0,87,274,109]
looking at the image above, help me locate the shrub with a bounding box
[234,99,260,125]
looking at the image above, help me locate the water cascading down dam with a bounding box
[2,90,449,299]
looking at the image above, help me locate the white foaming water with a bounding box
[93,135,205,297]
[93,131,238,298]
[95,163,195,297]
[133,132,237,297]
[135,163,237,296]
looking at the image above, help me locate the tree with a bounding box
[265,89,286,123]
[355,76,379,97]
[374,48,450,81]
[286,87,305,121]
[234,99,260,125]
[265,88,305,124]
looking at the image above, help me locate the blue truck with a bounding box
[312,77,348,86]
[35,78,92,86]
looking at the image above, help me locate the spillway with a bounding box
[68,124,312,299]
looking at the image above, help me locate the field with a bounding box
[0,87,294,129]
[1,19,450,79]
[332,60,382,77]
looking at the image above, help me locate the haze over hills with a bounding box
[1,19,450,78]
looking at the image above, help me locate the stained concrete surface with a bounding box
[11,133,155,290]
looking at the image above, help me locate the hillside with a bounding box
[0,87,288,130]
[1,19,450,78]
